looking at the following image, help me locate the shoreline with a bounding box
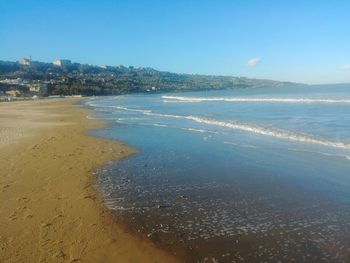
[0,98,179,263]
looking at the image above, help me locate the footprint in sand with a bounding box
[21,206,33,220]
[8,211,17,221]
[1,184,11,193]
[16,196,30,203]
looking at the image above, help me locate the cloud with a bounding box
[247,57,261,67]
[343,64,350,70]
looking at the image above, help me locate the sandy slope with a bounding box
[0,99,179,263]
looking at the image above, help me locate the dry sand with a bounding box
[0,99,179,263]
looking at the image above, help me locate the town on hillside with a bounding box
[0,57,298,99]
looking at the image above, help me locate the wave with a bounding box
[117,117,147,120]
[287,148,350,160]
[114,106,350,149]
[114,106,153,114]
[163,99,194,103]
[187,116,350,149]
[152,123,168,127]
[182,127,219,134]
[162,95,350,104]
[321,153,350,162]
[224,141,258,148]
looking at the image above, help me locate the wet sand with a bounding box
[0,99,179,263]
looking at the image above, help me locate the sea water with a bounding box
[86,84,350,262]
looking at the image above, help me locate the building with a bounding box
[19,57,32,66]
[29,83,48,95]
[0,78,29,85]
[52,59,71,67]
[5,90,21,97]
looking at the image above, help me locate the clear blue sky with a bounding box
[1,0,349,84]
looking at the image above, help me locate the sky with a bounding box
[1,0,349,84]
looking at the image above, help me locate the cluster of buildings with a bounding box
[19,57,32,66]
[19,57,72,67]
[0,78,30,85]
[0,78,48,97]
[52,59,71,67]
[1,57,74,98]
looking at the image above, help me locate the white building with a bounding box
[29,83,48,94]
[52,59,71,67]
[5,90,21,97]
[19,57,31,66]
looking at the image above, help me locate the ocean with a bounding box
[85,84,350,262]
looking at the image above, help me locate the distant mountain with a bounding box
[0,59,300,96]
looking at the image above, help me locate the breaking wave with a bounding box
[162,95,350,104]
[115,106,350,149]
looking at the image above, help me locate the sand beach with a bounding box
[0,99,179,263]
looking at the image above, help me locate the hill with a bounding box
[0,59,299,96]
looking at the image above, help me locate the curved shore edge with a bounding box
[0,98,179,263]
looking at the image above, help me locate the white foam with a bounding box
[162,95,350,104]
[287,148,350,160]
[114,106,350,149]
[224,141,258,148]
[86,102,98,107]
[117,117,147,120]
[187,116,350,149]
[163,99,194,103]
[321,153,350,161]
[182,127,219,134]
[224,141,239,146]
[114,106,152,114]
[152,123,168,127]
[241,144,258,148]
[145,111,184,119]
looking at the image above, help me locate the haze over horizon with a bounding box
[1,0,350,84]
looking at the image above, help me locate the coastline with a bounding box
[0,99,179,263]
